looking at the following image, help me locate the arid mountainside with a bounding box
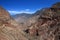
[0,7,29,40]
[24,2,60,40]
[0,2,60,40]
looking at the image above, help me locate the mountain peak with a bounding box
[0,6,11,19]
[52,2,60,8]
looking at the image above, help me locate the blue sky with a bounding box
[0,0,60,15]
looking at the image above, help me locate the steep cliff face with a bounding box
[23,2,60,40]
[0,6,11,19]
[52,2,60,8]
[0,7,28,40]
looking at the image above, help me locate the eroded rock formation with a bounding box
[24,2,60,40]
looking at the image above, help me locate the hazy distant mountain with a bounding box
[12,13,32,18]
[12,8,50,28]
[12,13,33,23]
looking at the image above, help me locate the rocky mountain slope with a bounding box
[0,2,60,40]
[0,7,29,40]
[24,2,60,40]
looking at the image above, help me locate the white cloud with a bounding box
[25,9,30,11]
[8,9,35,15]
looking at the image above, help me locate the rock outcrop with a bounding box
[24,2,60,40]
[0,6,28,40]
[0,6,11,19]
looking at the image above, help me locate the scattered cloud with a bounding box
[8,9,35,15]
